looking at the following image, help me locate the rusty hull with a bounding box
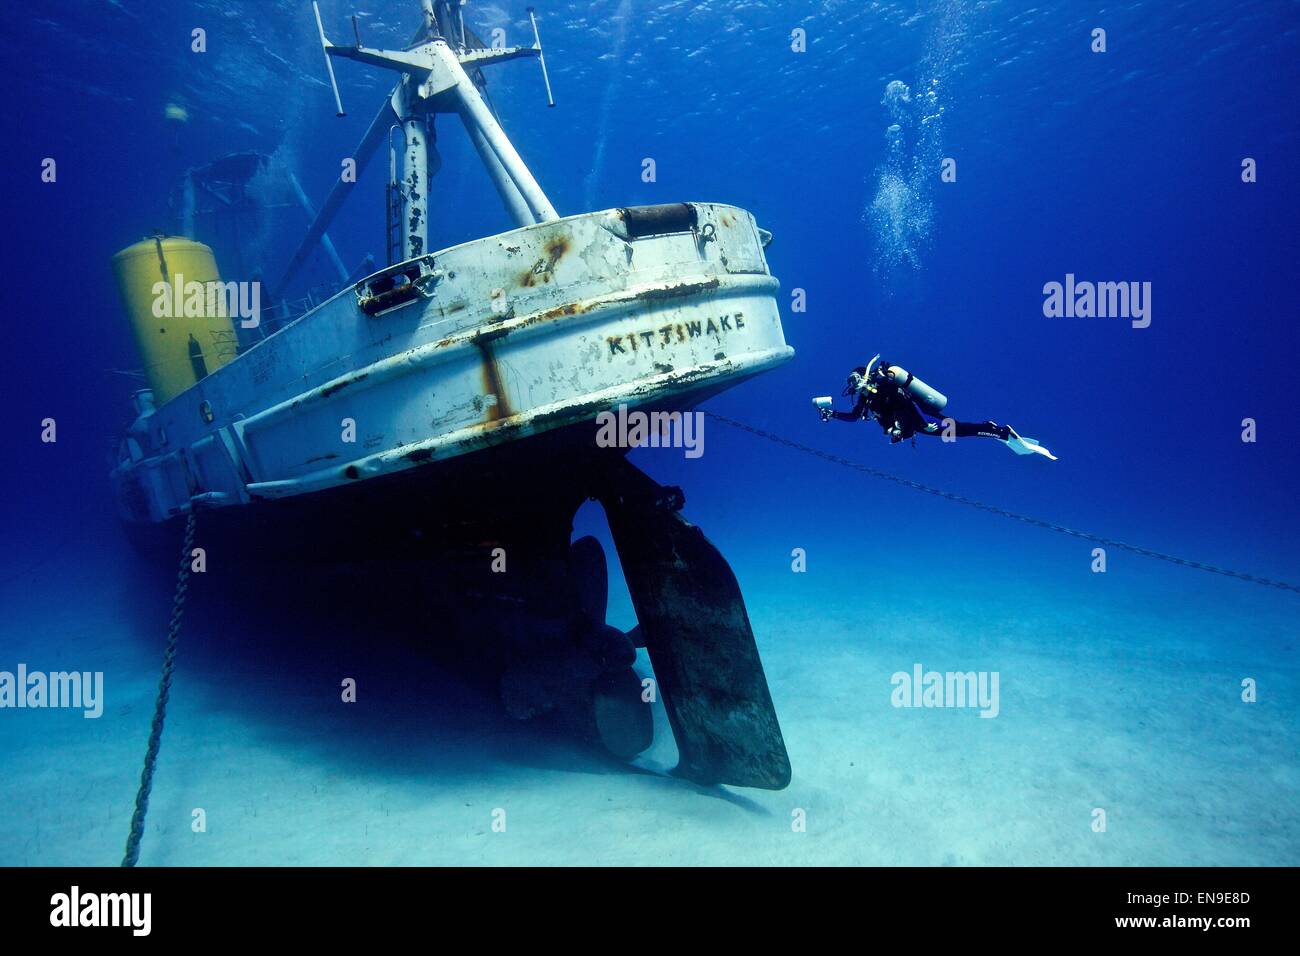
[112,202,791,521]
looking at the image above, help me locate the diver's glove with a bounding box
[819,407,833,422]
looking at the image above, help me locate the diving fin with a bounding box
[1003,427,1057,461]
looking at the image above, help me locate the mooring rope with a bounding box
[705,411,1300,595]
[122,509,198,867]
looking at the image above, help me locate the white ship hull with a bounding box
[113,203,790,524]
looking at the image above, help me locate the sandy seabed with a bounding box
[1,521,1296,867]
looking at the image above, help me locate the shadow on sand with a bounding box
[117,551,767,814]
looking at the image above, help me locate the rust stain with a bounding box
[640,277,721,301]
[518,234,571,287]
[321,372,368,399]
[545,302,580,319]
[474,337,513,423]
[515,301,585,329]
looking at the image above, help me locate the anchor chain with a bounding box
[121,509,198,867]
[705,411,1300,595]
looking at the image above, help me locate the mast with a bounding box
[275,1,557,296]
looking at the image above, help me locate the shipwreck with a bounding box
[110,0,794,790]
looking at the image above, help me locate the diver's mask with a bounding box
[843,370,880,399]
[844,354,886,396]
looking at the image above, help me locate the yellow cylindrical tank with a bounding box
[112,236,239,405]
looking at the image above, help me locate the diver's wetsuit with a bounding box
[832,386,1010,443]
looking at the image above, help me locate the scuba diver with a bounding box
[814,354,1057,459]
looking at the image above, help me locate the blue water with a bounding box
[1,1,1297,865]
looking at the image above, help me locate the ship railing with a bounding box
[250,285,338,339]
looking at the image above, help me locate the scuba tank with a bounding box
[866,354,949,416]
